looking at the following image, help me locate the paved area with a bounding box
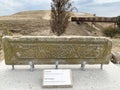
[0,61,120,90]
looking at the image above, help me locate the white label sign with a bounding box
[43,69,72,88]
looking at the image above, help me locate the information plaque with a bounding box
[42,69,73,88]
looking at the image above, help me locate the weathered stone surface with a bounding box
[112,52,120,64]
[2,36,112,65]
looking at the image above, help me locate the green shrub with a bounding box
[116,28,120,33]
[117,16,120,28]
[2,27,12,36]
[103,27,117,38]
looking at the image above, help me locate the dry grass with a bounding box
[112,38,120,52]
[0,10,114,36]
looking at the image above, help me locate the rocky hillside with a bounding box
[0,10,114,36]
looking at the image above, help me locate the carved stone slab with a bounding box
[2,36,112,65]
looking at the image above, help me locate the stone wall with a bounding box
[2,36,112,65]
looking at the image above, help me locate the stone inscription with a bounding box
[11,43,105,59]
[3,36,112,65]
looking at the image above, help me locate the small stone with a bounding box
[112,52,120,64]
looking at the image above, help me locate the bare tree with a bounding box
[50,0,72,36]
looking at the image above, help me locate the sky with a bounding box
[0,0,120,17]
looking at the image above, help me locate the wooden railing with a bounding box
[71,17,117,23]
